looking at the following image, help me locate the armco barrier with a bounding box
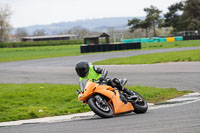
[80,43,141,53]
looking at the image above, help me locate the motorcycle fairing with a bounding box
[78,80,134,114]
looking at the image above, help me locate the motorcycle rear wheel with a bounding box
[88,95,113,118]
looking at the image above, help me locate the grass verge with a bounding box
[0,40,200,62]
[0,83,190,122]
[94,49,200,65]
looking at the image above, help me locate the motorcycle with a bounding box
[77,79,148,118]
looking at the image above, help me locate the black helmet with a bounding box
[75,61,89,77]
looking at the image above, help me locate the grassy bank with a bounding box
[0,83,190,122]
[94,49,200,65]
[0,40,200,62]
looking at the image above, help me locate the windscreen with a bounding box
[80,79,88,92]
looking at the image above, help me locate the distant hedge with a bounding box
[0,40,83,48]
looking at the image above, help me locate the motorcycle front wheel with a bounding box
[88,95,113,118]
[131,91,148,114]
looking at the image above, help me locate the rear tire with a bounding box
[88,95,113,118]
[131,91,148,114]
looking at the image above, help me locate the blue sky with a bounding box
[1,0,182,27]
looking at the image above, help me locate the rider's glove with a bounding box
[99,76,104,82]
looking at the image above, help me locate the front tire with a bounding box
[131,91,148,114]
[88,95,113,118]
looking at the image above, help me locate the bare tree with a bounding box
[0,3,12,42]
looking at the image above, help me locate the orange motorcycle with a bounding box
[77,79,148,118]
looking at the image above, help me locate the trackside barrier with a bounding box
[123,36,183,43]
[183,35,200,40]
[166,37,175,42]
[80,43,141,53]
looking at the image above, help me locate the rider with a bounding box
[75,61,134,102]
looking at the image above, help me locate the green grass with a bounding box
[142,40,200,49]
[94,49,200,65]
[127,85,190,103]
[0,45,81,62]
[0,40,200,62]
[0,84,88,122]
[0,83,190,122]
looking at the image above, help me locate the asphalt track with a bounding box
[0,47,200,133]
[0,47,200,91]
[1,99,200,133]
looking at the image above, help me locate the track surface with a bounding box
[0,47,200,133]
[1,100,200,133]
[0,47,200,91]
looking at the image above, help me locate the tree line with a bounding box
[128,0,200,37]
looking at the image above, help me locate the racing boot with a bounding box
[123,88,135,95]
[119,78,134,95]
[123,88,137,101]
